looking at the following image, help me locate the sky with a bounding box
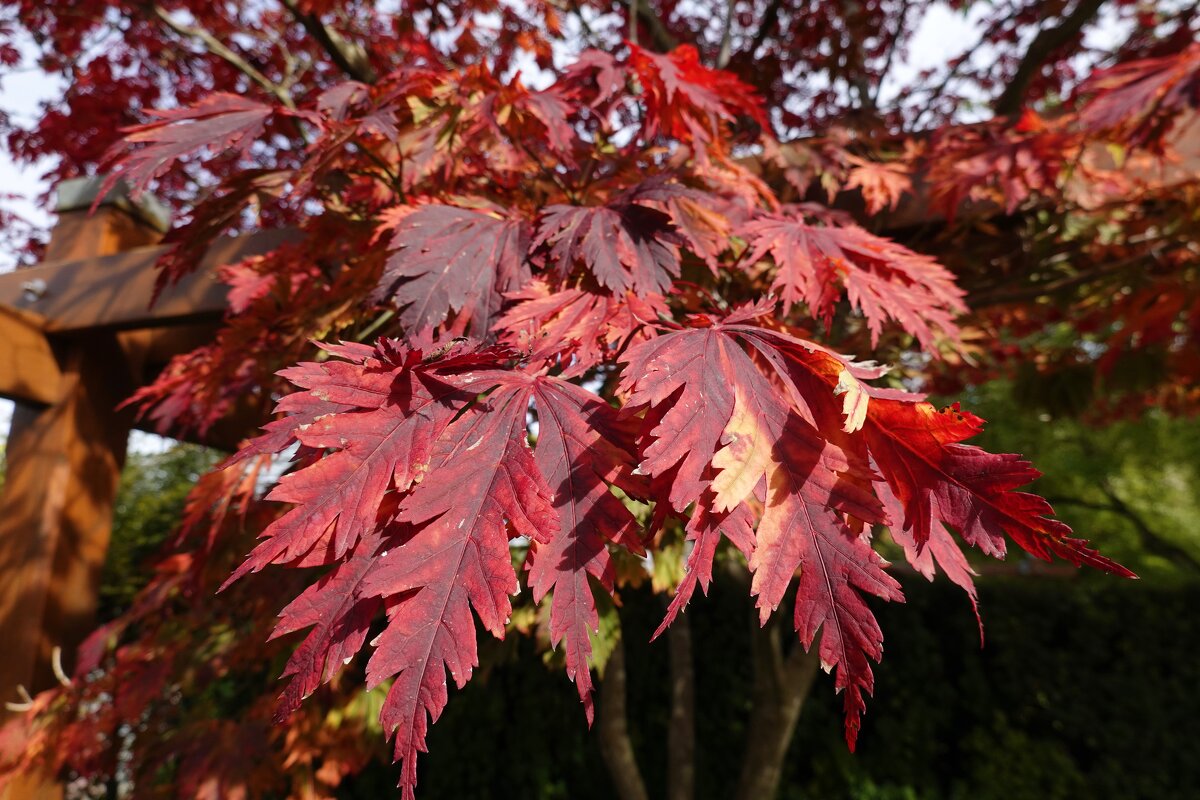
[0,39,62,270]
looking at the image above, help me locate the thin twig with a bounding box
[716,0,737,68]
[355,310,395,342]
[151,4,297,109]
[280,0,377,83]
[5,685,34,713]
[51,646,72,688]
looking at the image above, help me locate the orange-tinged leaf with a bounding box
[740,210,966,351]
[844,155,912,215]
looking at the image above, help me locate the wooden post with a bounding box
[0,178,167,711]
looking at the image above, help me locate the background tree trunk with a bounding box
[598,635,649,800]
[665,601,696,800]
[735,608,822,800]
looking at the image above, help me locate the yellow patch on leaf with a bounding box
[710,391,774,512]
[834,368,869,433]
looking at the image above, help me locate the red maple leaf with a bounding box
[495,278,666,375]
[561,50,628,109]
[618,327,739,512]
[100,92,312,198]
[374,204,533,337]
[270,529,385,720]
[1078,43,1200,151]
[526,376,645,720]
[534,200,684,295]
[924,120,1074,217]
[363,377,558,800]
[740,211,966,351]
[515,88,577,162]
[623,177,737,269]
[843,155,912,215]
[879,478,982,639]
[627,44,767,143]
[3,10,1158,800]
[732,325,1135,578]
[620,310,1131,747]
[229,341,661,798]
[620,321,894,746]
[225,343,476,582]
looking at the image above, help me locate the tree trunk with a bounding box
[665,602,696,800]
[734,609,821,800]
[598,636,649,800]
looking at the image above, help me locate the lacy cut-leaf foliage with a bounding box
[221,317,1130,797]
[11,22,1180,800]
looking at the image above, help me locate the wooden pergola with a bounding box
[0,177,291,711]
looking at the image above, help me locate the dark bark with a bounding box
[631,0,680,52]
[734,610,821,800]
[748,0,785,56]
[598,636,649,800]
[665,605,696,800]
[281,0,377,84]
[994,0,1107,116]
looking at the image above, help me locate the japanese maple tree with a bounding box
[2,1,1197,798]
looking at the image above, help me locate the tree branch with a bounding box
[748,0,784,57]
[966,249,1155,309]
[630,0,679,52]
[716,0,737,69]
[598,635,649,800]
[871,0,911,106]
[839,0,876,114]
[280,0,376,84]
[152,4,296,108]
[665,602,696,800]
[734,608,820,800]
[1048,490,1200,569]
[993,0,1107,116]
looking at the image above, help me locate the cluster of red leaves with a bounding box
[739,207,966,349]
[13,22,1198,800]
[1078,42,1200,152]
[215,296,1130,797]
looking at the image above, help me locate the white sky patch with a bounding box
[0,35,65,271]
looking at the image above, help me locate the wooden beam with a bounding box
[40,206,166,265]
[0,334,135,706]
[0,308,61,406]
[0,177,163,734]
[41,175,168,264]
[0,228,297,334]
